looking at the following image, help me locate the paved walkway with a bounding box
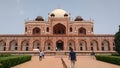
[12,56,120,68]
[12,56,63,68]
[63,56,120,68]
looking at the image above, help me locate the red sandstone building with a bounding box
[0,8,115,53]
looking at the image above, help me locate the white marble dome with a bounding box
[49,8,69,18]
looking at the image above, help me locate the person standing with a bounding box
[69,47,76,68]
[42,50,44,58]
[90,50,95,59]
[39,50,44,61]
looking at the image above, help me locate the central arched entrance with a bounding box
[56,40,64,51]
[53,23,66,34]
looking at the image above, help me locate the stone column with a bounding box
[64,38,67,51]
[6,40,10,51]
[29,39,33,51]
[41,38,45,51]
[75,39,79,51]
[18,39,22,51]
[52,39,56,51]
[86,39,90,51]
[109,39,113,51]
[98,39,102,51]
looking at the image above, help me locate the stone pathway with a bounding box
[12,56,120,68]
[63,56,120,68]
[12,56,63,68]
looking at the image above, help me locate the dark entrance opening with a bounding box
[56,41,63,51]
[26,47,29,51]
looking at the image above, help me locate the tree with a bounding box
[114,25,120,54]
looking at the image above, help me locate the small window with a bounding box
[113,47,115,51]
[91,43,93,45]
[70,27,72,32]
[113,43,115,46]
[91,27,93,32]
[69,43,72,45]
[26,47,29,51]
[4,47,6,51]
[46,27,49,32]
[91,47,93,50]
[37,47,39,49]
[102,47,104,51]
[15,47,17,50]
[80,47,83,50]
[48,47,51,50]
[25,27,27,32]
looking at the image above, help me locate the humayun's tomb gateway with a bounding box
[0,8,115,54]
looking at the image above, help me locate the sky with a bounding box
[0,0,120,34]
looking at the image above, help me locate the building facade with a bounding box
[0,8,115,52]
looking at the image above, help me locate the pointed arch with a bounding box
[101,40,110,51]
[10,40,18,51]
[90,40,98,51]
[70,27,73,32]
[33,27,41,35]
[78,27,86,34]
[21,40,29,51]
[33,40,41,50]
[79,40,87,51]
[45,40,53,51]
[56,40,64,50]
[53,23,66,34]
[0,40,6,51]
[67,40,75,51]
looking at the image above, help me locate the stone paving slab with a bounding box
[12,56,120,68]
[12,56,63,68]
[63,56,120,68]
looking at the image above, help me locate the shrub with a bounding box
[95,55,120,65]
[112,53,120,56]
[0,55,32,68]
[0,54,12,57]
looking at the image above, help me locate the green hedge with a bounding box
[95,55,120,65]
[111,53,120,56]
[0,54,12,57]
[0,55,32,68]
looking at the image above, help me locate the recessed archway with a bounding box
[78,27,86,35]
[56,40,64,51]
[33,40,41,50]
[53,23,66,34]
[21,40,29,51]
[33,27,41,35]
[0,40,6,51]
[10,40,18,51]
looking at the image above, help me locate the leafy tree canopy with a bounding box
[114,25,120,54]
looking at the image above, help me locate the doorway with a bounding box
[56,40,64,51]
